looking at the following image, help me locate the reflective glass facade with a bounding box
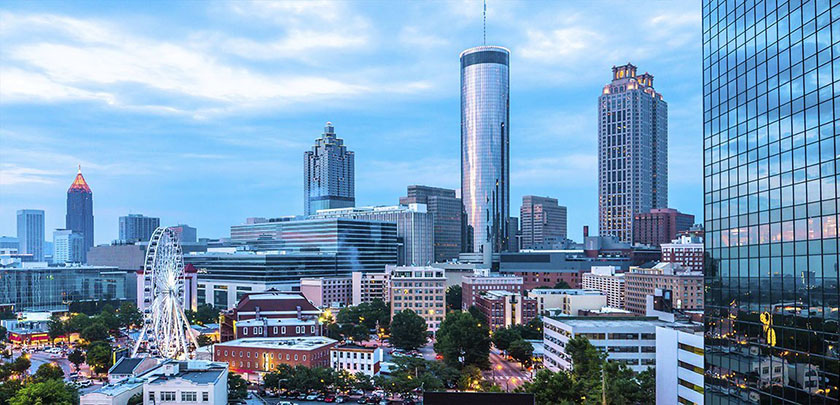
[460,46,510,257]
[304,122,355,216]
[703,1,840,403]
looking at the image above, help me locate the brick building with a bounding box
[460,274,523,310]
[624,263,703,314]
[631,208,694,247]
[220,290,321,342]
[474,290,537,331]
[213,337,337,376]
[660,235,704,273]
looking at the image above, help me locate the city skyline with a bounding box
[0,1,703,245]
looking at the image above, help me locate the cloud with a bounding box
[0,164,61,186]
[519,27,604,63]
[512,154,597,188]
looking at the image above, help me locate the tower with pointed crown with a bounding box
[66,166,94,262]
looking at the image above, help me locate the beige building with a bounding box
[388,265,445,332]
[527,289,607,315]
[625,262,703,314]
[300,276,352,308]
[351,271,389,305]
[581,266,626,309]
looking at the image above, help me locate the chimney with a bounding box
[255,306,261,320]
[583,226,589,238]
[296,305,302,320]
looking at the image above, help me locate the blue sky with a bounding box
[0,1,703,244]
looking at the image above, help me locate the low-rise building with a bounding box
[461,273,523,310]
[300,276,352,308]
[330,343,383,376]
[388,265,445,332]
[474,291,537,331]
[625,263,703,315]
[108,357,159,385]
[213,337,337,378]
[219,290,321,342]
[235,318,319,339]
[581,266,626,309]
[656,324,704,405]
[660,235,704,273]
[144,360,228,405]
[351,271,389,306]
[526,289,606,316]
[80,378,144,405]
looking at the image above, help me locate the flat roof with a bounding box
[86,380,144,396]
[218,337,337,351]
[235,318,315,327]
[549,317,679,329]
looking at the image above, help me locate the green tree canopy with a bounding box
[32,363,65,382]
[86,341,113,375]
[117,302,143,329]
[10,355,30,376]
[48,314,66,341]
[9,379,76,405]
[68,349,85,372]
[491,327,520,352]
[65,313,92,334]
[445,285,462,311]
[228,373,248,400]
[80,321,109,342]
[389,310,428,350]
[434,311,491,369]
[185,304,220,325]
[508,339,534,368]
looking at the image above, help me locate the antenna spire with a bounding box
[483,0,486,45]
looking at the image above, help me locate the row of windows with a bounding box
[148,391,208,402]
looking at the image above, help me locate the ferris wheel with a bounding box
[132,227,198,359]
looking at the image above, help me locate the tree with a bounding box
[353,372,375,392]
[68,349,85,372]
[228,373,248,400]
[389,310,428,350]
[634,367,655,404]
[491,327,520,352]
[186,304,220,325]
[128,392,143,405]
[0,380,23,404]
[508,339,534,368]
[117,302,143,329]
[467,305,486,325]
[81,321,109,342]
[553,280,571,289]
[86,341,113,375]
[0,325,6,342]
[66,313,92,334]
[457,365,483,390]
[445,285,462,311]
[33,363,65,382]
[434,311,490,369]
[9,379,77,405]
[517,369,577,405]
[10,355,30,376]
[48,314,66,342]
[197,335,213,347]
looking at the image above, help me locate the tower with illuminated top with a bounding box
[598,63,668,243]
[66,166,94,262]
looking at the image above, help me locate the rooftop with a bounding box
[235,318,317,327]
[85,379,144,397]
[549,316,680,329]
[146,361,227,386]
[218,337,337,351]
[529,289,603,296]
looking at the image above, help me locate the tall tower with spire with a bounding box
[66,166,94,262]
[304,122,355,216]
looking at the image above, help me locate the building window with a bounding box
[182,392,197,401]
[202,392,209,402]
[161,392,176,401]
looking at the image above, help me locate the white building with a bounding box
[143,360,228,405]
[526,289,606,315]
[656,325,704,405]
[80,379,144,405]
[107,357,159,385]
[661,234,704,273]
[351,271,389,306]
[581,266,625,309]
[53,229,84,264]
[330,344,384,376]
[388,265,445,332]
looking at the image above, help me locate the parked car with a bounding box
[306,393,318,400]
[78,380,93,388]
[324,395,336,403]
[279,402,298,405]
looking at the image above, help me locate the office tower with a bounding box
[118,214,160,243]
[16,209,44,261]
[460,46,511,260]
[311,204,433,266]
[304,122,354,216]
[520,195,568,249]
[624,263,703,315]
[387,265,446,332]
[703,2,839,404]
[399,185,463,262]
[632,207,695,246]
[66,167,94,262]
[598,64,668,242]
[170,224,197,243]
[53,229,84,264]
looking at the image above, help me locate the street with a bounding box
[484,349,530,391]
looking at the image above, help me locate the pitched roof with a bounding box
[234,289,318,314]
[68,167,92,193]
[109,357,145,375]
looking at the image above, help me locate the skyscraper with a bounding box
[400,185,463,262]
[703,2,839,404]
[598,64,668,243]
[52,229,84,264]
[16,209,44,261]
[460,45,510,261]
[304,122,354,216]
[119,214,160,243]
[520,195,568,249]
[66,167,93,262]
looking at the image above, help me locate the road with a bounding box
[484,350,531,391]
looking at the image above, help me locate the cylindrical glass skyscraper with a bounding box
[460,46,510,260]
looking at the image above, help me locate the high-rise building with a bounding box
[52,229,85,264]
[624,263,703,315]
[170,224,197,243]
[304,122,354,216]
[661,234,704,273]
[520,195,568,249]
[388,265,446,333]
[703,2,839,404]
[16,209,44,261]
[598,64,668,242]
[632,208,694,246]
[460,46,511,260]
[400,185,463,262]
[66,167,94,262]
[119,214,160,243]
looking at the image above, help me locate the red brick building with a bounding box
[213,337,337,376]
[220,290,321,342]
[660,235,704,273]
[461,274,523,310]
[505,270,584,290]
[632,208,695,247]
[474,291,537,331]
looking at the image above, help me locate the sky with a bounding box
[0,1,703,245]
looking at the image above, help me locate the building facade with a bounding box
[311,204,434,266]
[400,185,463,262]
[388,265,445,333]
[632,208,695,246]
[0,265,133,312]
[625,263,703,315]
[119,214,160,243]
[66,167,94,262]
[16,209,44,261]
[213,337,336,376]
[598,64,668,243]
[581,266,626,309]
[703,3,840,403]
[500,251,634,290]
[87,243,147,271]
[300,276,352,308]
[330,344,383,377]
[661,234,705,273]
[52,229,85,264]
[656,325,704,405]
[219,290,321,342]
[460,274,523,310]
[170,224,197,243]
[520,195,568,249]
[526,288,606,316]
[304,122,354,216]
[351,271,389,306]
[474,290,537,331]
[460,45,511,259]
[143,361,228,405]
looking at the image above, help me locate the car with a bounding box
[379,400,389,405]
[298,393,309,400]
[316,394,326,401]
[356,398,368,404]
[335,397,346,403]
[78,380,92,388]
[306,393,318,400]
[279,402,298,405]
[435,354,443,360]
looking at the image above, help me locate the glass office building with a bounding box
[703,1,839,404]
[460,45,511,258]
[304,122,355,216]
